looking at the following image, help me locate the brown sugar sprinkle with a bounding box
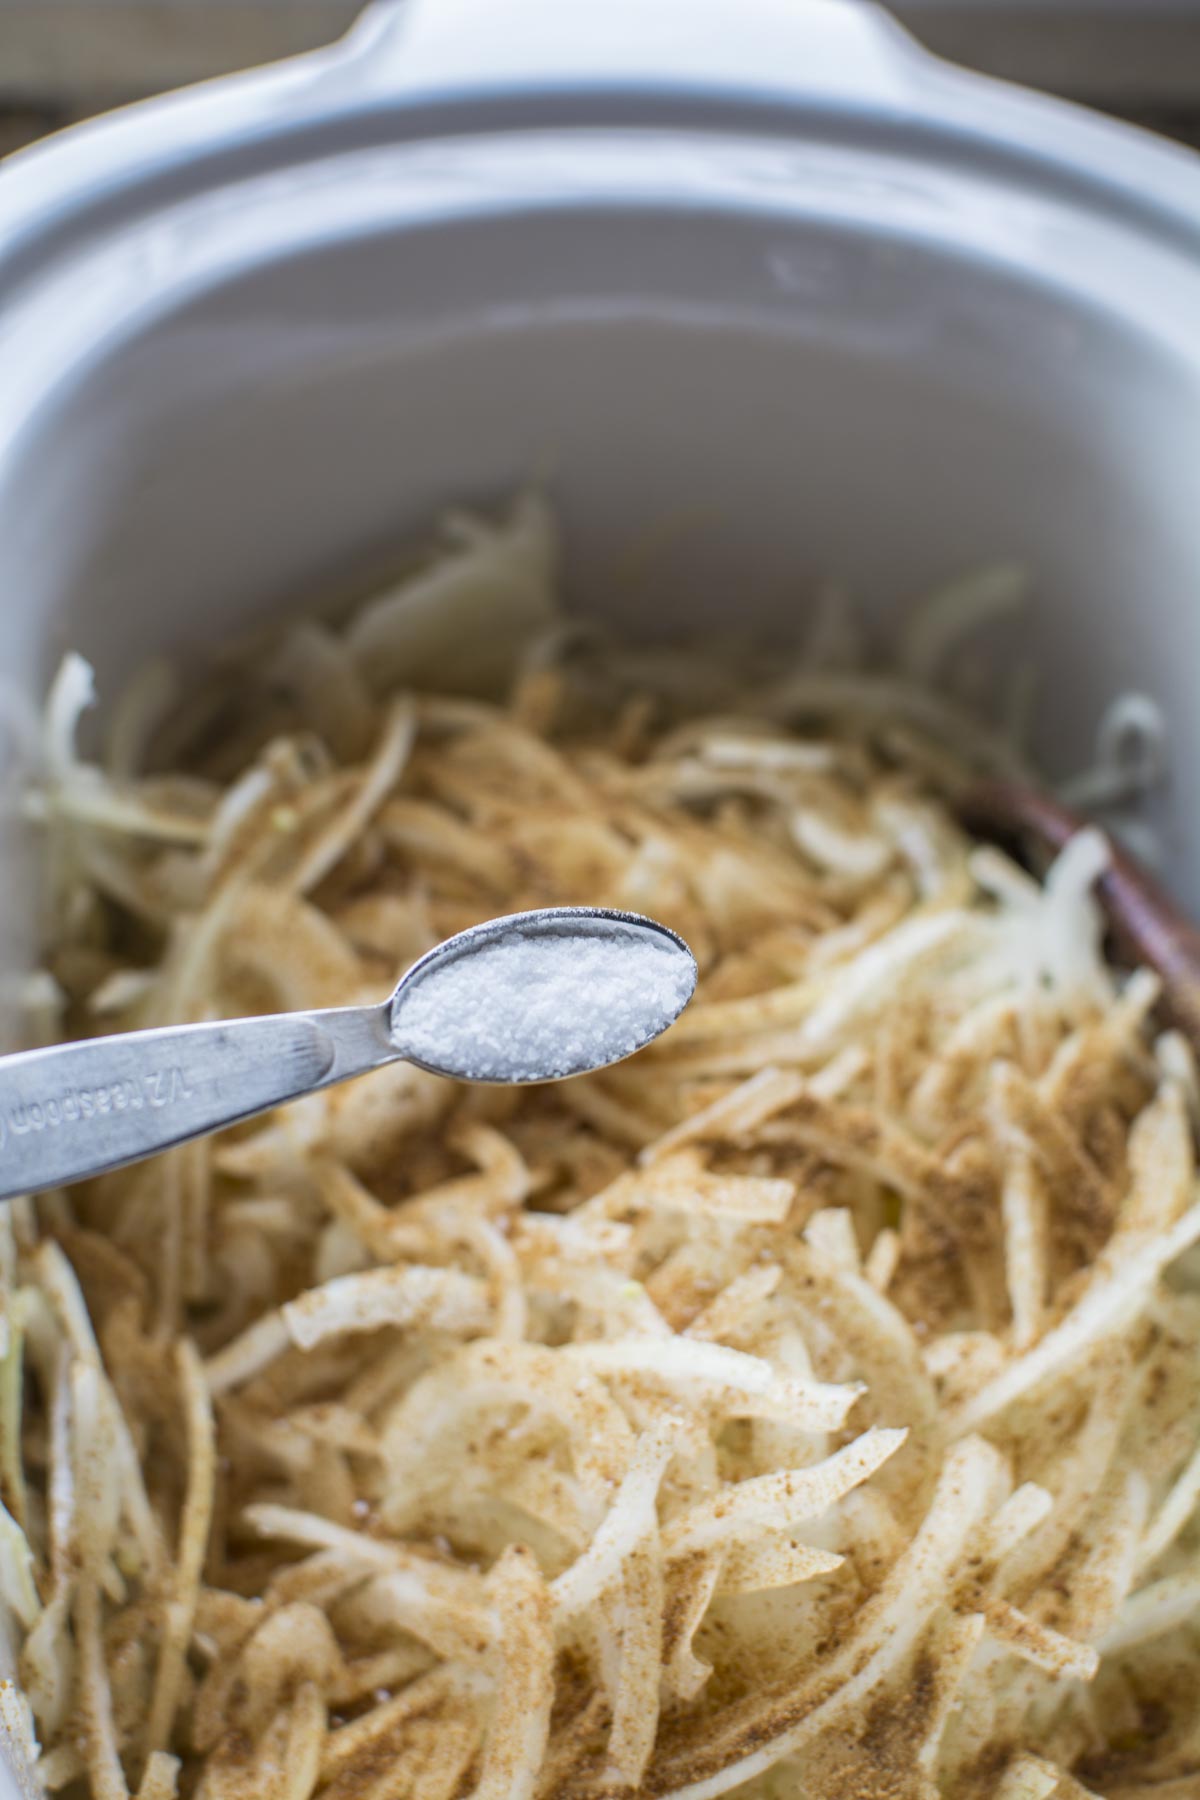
[7,498,1200,1799]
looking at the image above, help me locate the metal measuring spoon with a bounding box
[0,908,696,1203]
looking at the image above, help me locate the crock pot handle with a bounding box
[341,0,924,110]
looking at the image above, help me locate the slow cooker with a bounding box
[1,0,1199,1781]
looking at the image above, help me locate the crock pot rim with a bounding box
[2,0,1199,310]
[4,120,1200,502]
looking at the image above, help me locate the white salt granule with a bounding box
[390,919,695,1083]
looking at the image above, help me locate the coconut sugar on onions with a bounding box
[4,495,1198,1800]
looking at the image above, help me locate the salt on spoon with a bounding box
[392,908,696,1082]
[0,907,696,1202]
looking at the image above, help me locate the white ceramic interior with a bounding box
[0,0,1199,1788]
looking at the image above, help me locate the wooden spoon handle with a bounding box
[960,780,1200,1049]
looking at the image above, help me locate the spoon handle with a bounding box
[0,1004,395,1203]
[960,780,1200,1047]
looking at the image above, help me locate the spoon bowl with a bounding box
[390,907,697,1083]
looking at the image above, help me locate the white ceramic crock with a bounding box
[0,0,1199,1781]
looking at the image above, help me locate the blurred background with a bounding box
[2,0,1200,158]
